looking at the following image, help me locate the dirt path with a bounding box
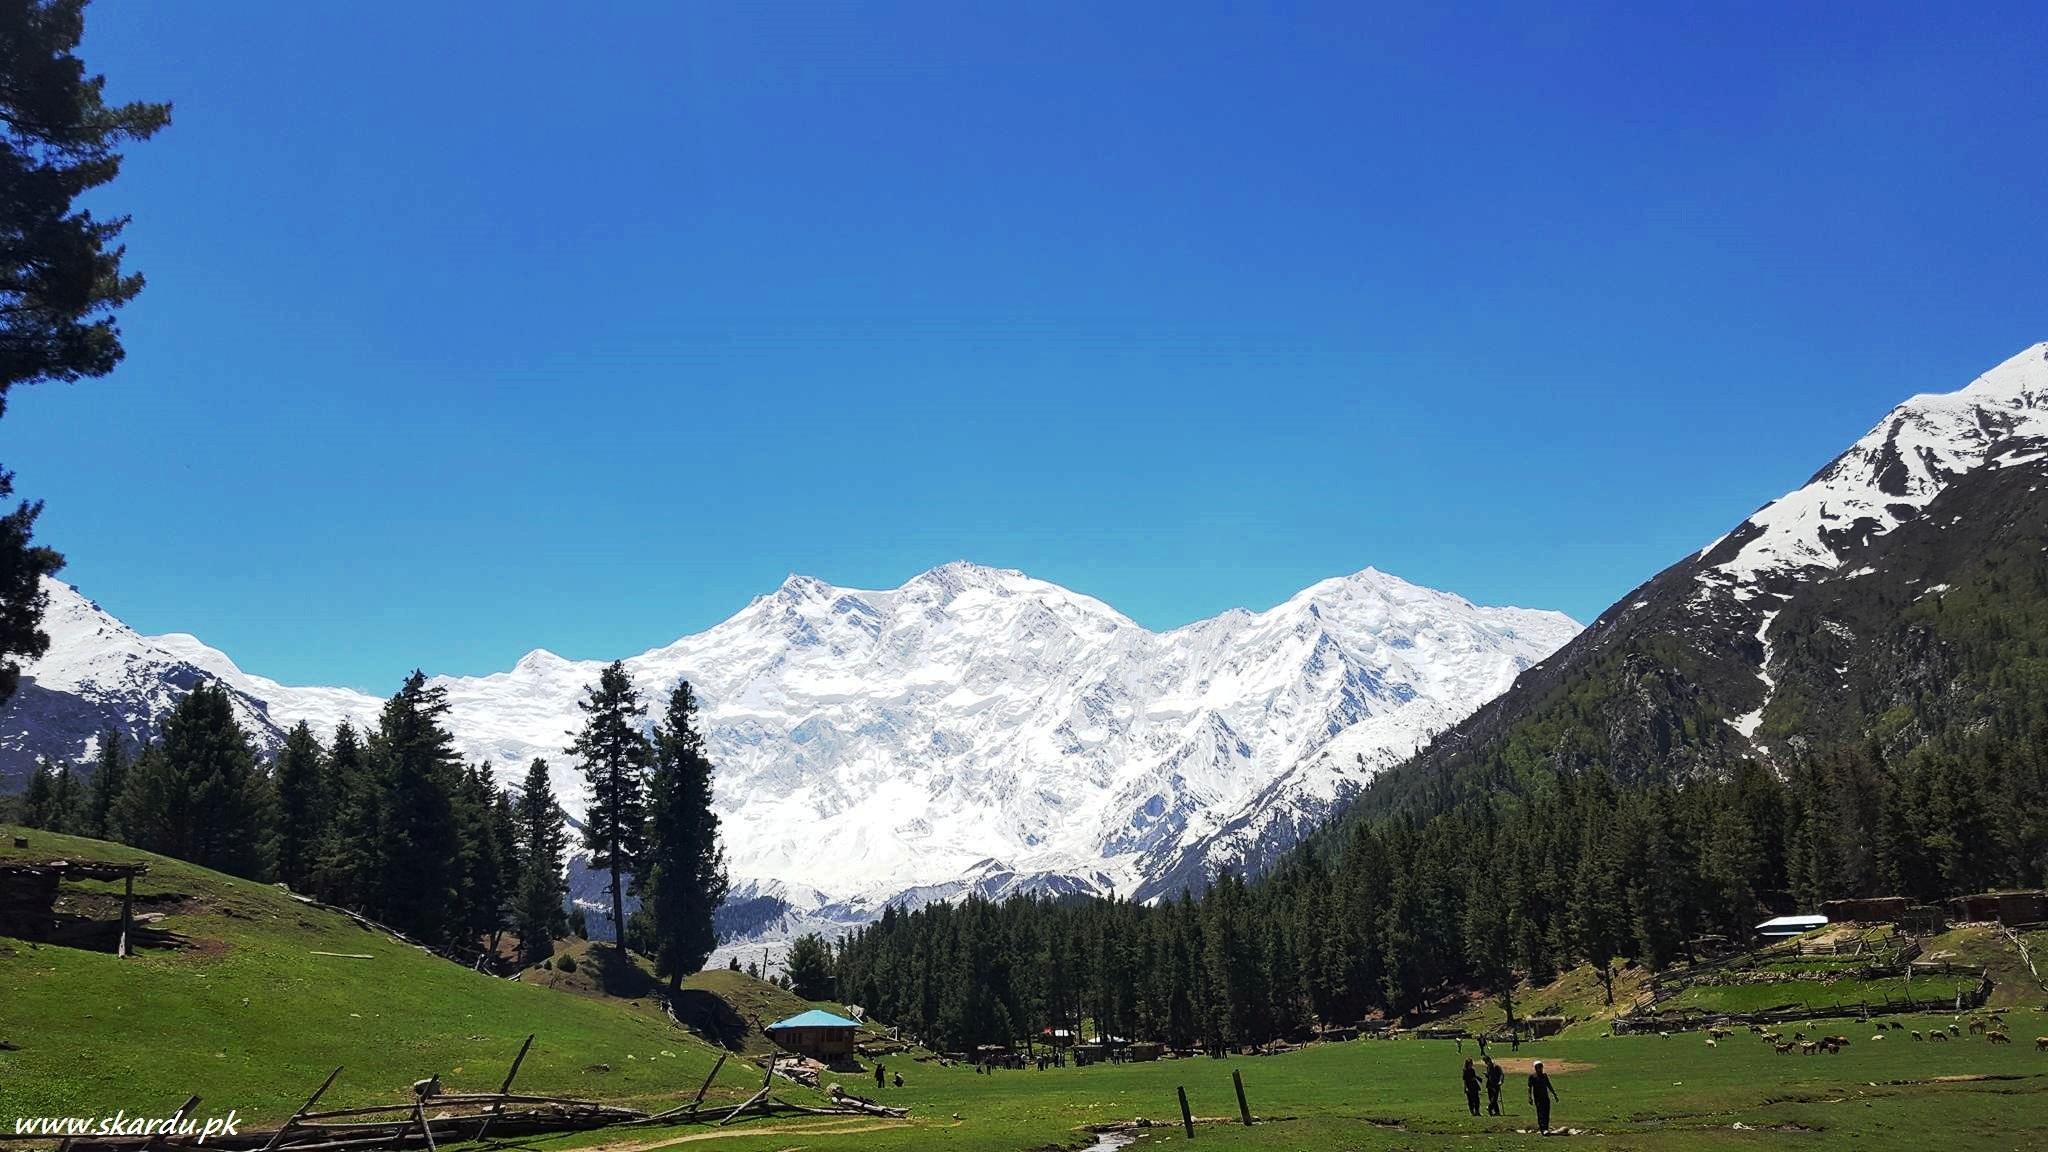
[1484,1058,1596,1074]
[567,1117,915,1152]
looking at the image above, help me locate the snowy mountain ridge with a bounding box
[10,562,1577,916]
[1698,342,2048,592]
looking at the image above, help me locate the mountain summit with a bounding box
[1355,342,2048,821]
[6,561,1576,916]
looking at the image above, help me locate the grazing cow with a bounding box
[1775,1042,1795,1054]
[1988,1031,2012,1045]
[1829,1036,1852,1048]
[2034,1037,2048,1052]
[1820,1039,1840,1054]
[1930,1030,1949,1043]
[1969,1018,1987,1035]
[1761,1031,1782,1043]
[1801,1041,1819,1055]
[1911,1031,1922,1042]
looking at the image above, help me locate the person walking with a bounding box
[1484,1056,1504,1116]
[1461,1059,1482,1117]
[1528,1060,1559,1133]
[875,1063,885,1090]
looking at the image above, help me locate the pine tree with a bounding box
[45,754,80,832]
[84,726,125,838]
[115,683,271,878]
[20,754,56,828]
[642,679,729,991]
[0,0,170,711]
[367,671,464,943]
[568,660,650,954]
[513,758,568,965]
[786,932,836,1000]
[453,762,511,952]
[272,721,326,891]
[310,720,376,908]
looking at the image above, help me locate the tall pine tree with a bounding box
[310,720,375,908]
[0,0,169,710]
[511,758,568,964]
[84,726,125,838]
[115,683,271,878]
[272,720,326,891]
[642,679,729,990]
[367,672,463,943]
[569,660,650,954]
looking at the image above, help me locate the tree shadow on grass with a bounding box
[586,942,663,999]
[668,987,754,1052]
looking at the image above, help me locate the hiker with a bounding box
[875,1063,885,1089]
[1528,1060,1559,1133]
[1484,1056,1503,1115]
[1462,1059,1482,1116]
[1510,1028,1521,1053]
[1456,1035,1464,1053]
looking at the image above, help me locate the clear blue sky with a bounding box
[11,1,2045,692]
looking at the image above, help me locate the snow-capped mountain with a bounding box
[5,562,1576,924]
[1359,342,2048,802]
[1697,341,2048,593]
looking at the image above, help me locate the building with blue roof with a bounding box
[764,1009,862,1063]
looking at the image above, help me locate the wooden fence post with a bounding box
[689,1052,729,1112]
[471,1034,534,1145]
[1231,1069,1251,1126]
[262,1067,342,1152]
[1177,1086,1194,1138]
[118,873,135,958]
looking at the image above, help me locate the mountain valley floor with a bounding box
[5,824,2045,1152]
[505,1021,2048,1151]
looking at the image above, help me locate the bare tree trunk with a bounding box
[610,856,626,954]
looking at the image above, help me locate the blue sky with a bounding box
[11,1,2046,691]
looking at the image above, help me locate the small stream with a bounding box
[1081,1130,1137,1151]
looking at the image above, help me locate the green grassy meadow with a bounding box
[0,826,774,1121]
[7,825,2048,1151]
[504,1017,2048,1152]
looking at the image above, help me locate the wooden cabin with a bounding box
[763,1009,862,1063]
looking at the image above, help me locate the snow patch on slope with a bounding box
[1703,343,2048,588]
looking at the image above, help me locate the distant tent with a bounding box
[1755,914,1828,939]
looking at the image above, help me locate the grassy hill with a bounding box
[515,940,886,1061]
[0,825,772,1122]
[1443,962,1656,1035]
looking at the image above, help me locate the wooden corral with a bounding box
[1953,891,2048,926]
[0,858,150,954]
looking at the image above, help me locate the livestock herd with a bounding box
[1696,1015,2047,1053]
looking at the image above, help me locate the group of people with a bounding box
[872,1063,903,1089]
[1459,1055,1560,1133]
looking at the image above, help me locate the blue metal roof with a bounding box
[765,1009,862,1031]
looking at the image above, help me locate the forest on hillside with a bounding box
[828,524,2048,1053]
